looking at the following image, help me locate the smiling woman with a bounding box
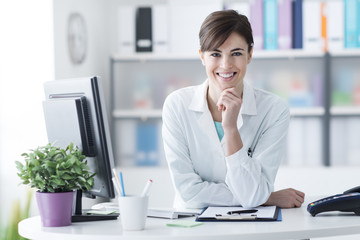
[0,0,53,228]
[162,10,305,210]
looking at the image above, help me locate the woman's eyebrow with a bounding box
[210,48,245,52]
[231,48,245,52]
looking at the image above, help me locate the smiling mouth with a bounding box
[217,72,236,80]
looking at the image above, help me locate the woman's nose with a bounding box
[220,56,233,69]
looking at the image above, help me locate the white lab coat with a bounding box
[162,80,290,209]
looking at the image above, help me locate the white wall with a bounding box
[0,0,54,224]
[53,0,112,103]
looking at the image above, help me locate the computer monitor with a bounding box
[43,76,118,221]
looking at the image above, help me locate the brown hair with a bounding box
[199,10,254,53]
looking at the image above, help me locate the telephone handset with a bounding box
[307,186,360,216]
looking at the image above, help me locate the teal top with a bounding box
[214,121,224,141]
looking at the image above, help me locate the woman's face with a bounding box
[200,32,252,94]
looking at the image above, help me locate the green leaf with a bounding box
[15,142,95,192]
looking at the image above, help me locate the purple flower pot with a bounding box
[36,191,75,227]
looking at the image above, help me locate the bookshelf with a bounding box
[110,0,360,167]
[110,50,332,167]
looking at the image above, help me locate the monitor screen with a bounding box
[43,76,118,221]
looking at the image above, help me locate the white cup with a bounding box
[118,195,149,231]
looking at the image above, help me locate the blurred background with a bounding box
[1,0,359,238]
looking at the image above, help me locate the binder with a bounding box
[152,4,169,53]
[278,0,292,49]
[264,0,278,50]
[168,0,222,55]
[196,206,281,222]
[303,0,322,50]
[118,5,135,53]
[136,7,152,52]
[327,0,344,51]
[358,0,360,47]
[320,2,327,52]
[292,0,303,49]
[135,123,159,166]
[344,0,359,48]
[250,0,264,50]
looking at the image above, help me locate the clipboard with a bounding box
[196,206,281,222]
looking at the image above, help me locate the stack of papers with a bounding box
[148,208,201,219]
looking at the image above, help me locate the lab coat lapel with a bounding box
[189,80,221,145]
[237,81,257,129]
[198,109,220,143]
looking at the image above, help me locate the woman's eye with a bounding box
[232,52,242,56]
[210,53,220,57]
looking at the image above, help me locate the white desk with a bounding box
[19,201,360,240]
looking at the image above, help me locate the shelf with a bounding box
[111,49,325,62]
[329,49,360,57]
[113,109,162,120]
[111,53,199,62]
[113,107,325,120]
[330,106,360,116]
[290,107,325,117]
[252,49,325,59]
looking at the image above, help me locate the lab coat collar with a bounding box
[188,79,258,116]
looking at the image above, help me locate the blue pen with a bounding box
[119,172,126,196]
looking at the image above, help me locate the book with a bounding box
[264,0,278,50]
[250,0,264,50]
[292,0,303,49]
[278,0,292,49]
[196,206,280,221]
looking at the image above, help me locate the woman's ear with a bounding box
[247,47,253,64]
[199,49,205,66]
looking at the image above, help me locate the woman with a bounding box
[162,10,304,209]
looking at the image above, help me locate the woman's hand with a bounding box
[216,87,242,130]
[264,188,305,208]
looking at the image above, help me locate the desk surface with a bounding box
[19,201,360,240]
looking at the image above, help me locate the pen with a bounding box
[141,179,153,197]
[227,209,258,215]
[111,177,122,196]
[119,172,126,196]
[112,168,123,196]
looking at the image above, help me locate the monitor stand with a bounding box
[71,190,119,222]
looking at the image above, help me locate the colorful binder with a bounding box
[292,0,303,49]
[345,0,360,48]
[264,0,278,50]
[278,0,292,49]
[250,0,264,50]
[135,123,159,166]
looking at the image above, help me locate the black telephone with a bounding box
[307,186,360,216]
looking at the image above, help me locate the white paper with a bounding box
[198,206,277,219]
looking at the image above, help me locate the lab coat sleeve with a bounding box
[225,100,290,208]
[162,93,239,209]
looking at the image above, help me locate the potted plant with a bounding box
[15,142,95,227]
